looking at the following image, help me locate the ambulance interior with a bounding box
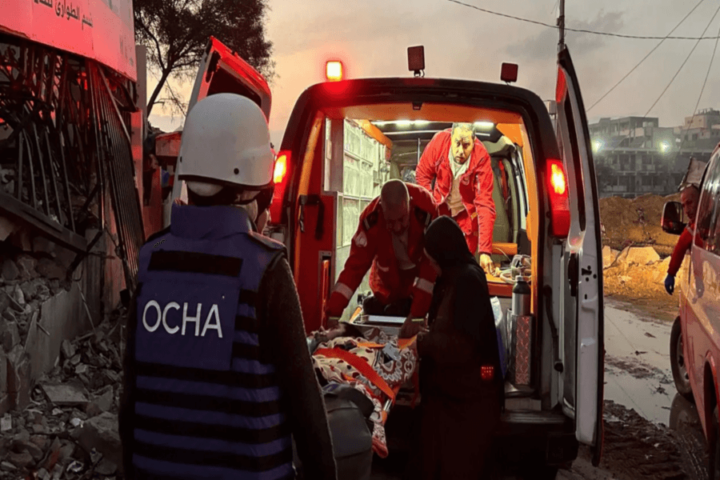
[314,103,540,400]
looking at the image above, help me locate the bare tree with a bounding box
[134,0,275,116]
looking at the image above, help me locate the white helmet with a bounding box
[177,93,274,191]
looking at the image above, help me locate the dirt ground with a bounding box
[599,193,681,257]
[600,193,684,323]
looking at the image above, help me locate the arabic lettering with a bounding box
[82,16,93,28]
[55,0,64,17]
[66,4,80,20]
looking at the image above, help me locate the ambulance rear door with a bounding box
[555,45,605,466]
[170,37,273,205]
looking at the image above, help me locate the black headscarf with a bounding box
[424,216,499,361]
[424,216,476,269]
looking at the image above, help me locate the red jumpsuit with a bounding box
[668,222,701,276]
[325,184,439,319]
[416,130,496,255]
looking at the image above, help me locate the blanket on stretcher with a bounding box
[311,327,418,457]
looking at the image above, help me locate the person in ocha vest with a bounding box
[119,93,338,480]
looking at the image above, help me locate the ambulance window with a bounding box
[696,162,720,246]
[702,162,720,253]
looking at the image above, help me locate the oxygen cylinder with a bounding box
[511,276,531,317]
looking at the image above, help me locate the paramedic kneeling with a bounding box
[325,180,438,324]
[403,216,503,480]
[119,94,337,480]
[665,185,700,295]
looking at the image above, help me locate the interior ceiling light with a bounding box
[474,121,495,130]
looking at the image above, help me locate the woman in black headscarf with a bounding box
[402,216,503,479]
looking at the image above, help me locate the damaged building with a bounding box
[590,114,718,198]
[0,0,154,475]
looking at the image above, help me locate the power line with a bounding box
[675,22,720,160]
[643,3,720,118]
[587,0,706,112]
[448,0,720,41]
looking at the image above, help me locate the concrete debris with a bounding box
[41,384,89,406]
[36,258,68,281]
[1,259,20,282]
[61,340,76,361]
[15,254,39,281]
[615,246,661,268]
[67,460,84,473]
[7,450,34,468]
[76,412,122,470]
[95,458,118,475]
[1,413,12,432]
[0,311,126,478]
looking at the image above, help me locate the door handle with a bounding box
[568,253,579,297]
[298,195,325,240]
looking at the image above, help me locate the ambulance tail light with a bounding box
[546,159,570,238]
[270,151,291,224]
[274,153,288,184]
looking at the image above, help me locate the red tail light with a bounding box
[481,365,495,381]
[270,151,291,224]
[546,159,570,238]
[274,154,288,184]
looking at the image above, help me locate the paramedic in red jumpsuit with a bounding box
[416,123,497,274]
[324,180,438,324]
[665,185,700,295]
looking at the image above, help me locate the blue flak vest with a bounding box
[130,205,294,480]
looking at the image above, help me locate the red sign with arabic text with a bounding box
[0,0,136,81]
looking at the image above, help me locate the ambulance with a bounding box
[173,39,605,478]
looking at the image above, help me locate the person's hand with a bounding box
[173,198,186,206]
[480,254,495,275]
[664,274,675,295]
[399,315,426,339]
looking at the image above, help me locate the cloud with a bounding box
[506,10,625,62]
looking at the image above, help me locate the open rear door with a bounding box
[555,46,605,466]
[170,37,272,203]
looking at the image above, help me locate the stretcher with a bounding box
[307,308,419,459]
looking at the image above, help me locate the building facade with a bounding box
[590,114,717,198]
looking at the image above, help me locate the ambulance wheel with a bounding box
[709,406,720,480]
[670,317,694,402]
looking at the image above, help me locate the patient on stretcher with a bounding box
[308,322,418,458]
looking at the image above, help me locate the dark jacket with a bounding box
[119,205,337,480]
[416,216,503,400]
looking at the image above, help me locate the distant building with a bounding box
[589,114,717,198]
[674,108,720,146]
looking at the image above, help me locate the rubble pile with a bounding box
[0,168,16,198]
[599,193,682,256]
[603,245,680,316]
[0,314,125,479]
[1,254,72,342]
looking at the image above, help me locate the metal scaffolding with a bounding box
[0,34,143,292]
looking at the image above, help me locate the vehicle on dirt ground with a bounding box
[169,38,605,478]
[662,143,720,479]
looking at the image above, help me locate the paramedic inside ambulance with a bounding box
[324,180,438,325]
[416,122,497,274]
